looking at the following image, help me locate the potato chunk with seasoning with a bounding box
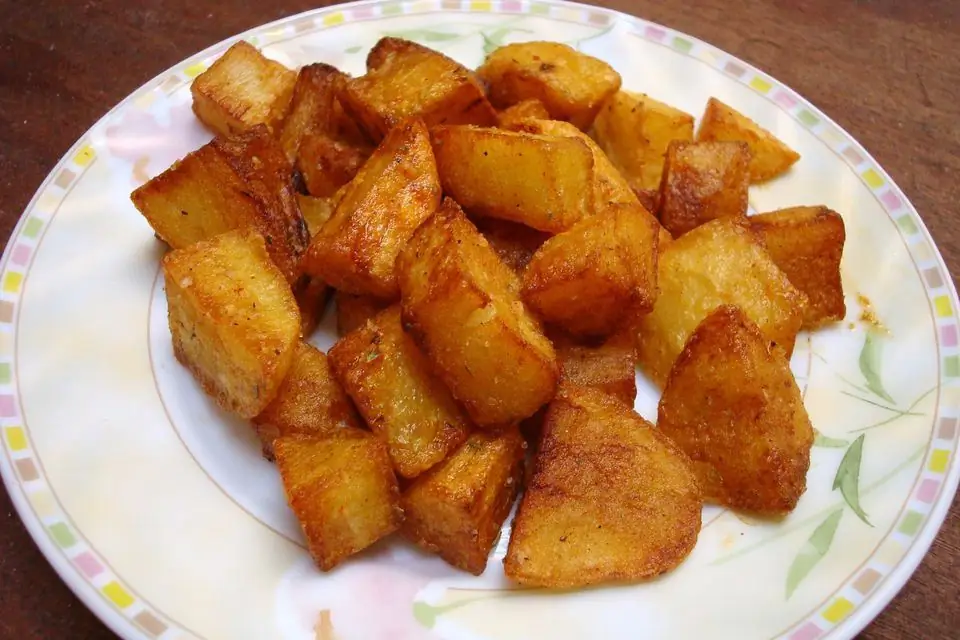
[496,99,551,129]
[552,325,638,407]
[474,217,550,276]
[334,291,391,337]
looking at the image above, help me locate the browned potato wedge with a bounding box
[432,125,594,233]
[131,125,309,284]
[293,276,330,337]
[658,140,751,237]
[275,432,402,571]
[328,306,471,478]
[658,306,813,514]
[191,41,296,137]
[278,63,341,162]
[522,202,658,338]
[473,217,549,276]
[496,99,551,129]
[162,229,300,418]
[636,217,807,386]
[552,325,638,407]
[340,37,496,141]
[592,91,695,191]
[479,42,621,130]
[334,291,390,337]
[302,118,441,299]
[504,385,702,588]
[253,342,361,459]
[397,198,559,427]
[401,428,525,574]
[295,194,336,237]
[697,97,800,183]
[751,206,847,328]
[297,132,372,198]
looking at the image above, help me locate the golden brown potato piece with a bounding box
[302,118,441,299]
[334,291,391,337]
[340,37,496,141]
[163,229,300,418]
[658,306,813,514]
[402,428,525,574]
[496,99,551,129]
[658,140,751,237]
[293,275,330,337]
[398,199,559,427]
[504,385,702,587]
[295,194,336,237]
[552,325,638,407]
[278,63,341,162]
[432,125,594,233]
[253,342,361,459]
[473,217,550,275]
[592,91,695,191]
[131,125,309,284]
[191,41,296,137]
[751,206,847,328]
[275,432,402,571]
[329,306,471,478]
[478,42,621,130]
[636,217,807,387]
[697,97,800,183]
[297,132,372,198]
[522,202,658,338]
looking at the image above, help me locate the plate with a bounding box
[1,1,957,639]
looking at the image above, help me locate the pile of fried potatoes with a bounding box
[130,36,846,587]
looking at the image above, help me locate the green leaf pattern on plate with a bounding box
[833,434,873,526]
[785,509,843,599]
[813,428,849,448]
[859,331,896,404]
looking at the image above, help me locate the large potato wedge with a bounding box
[697,97,800,183]
[277,63,341,162]
[162,229,300,418]
[658,306,814,514]
[328,306,471,478]
[275,432,402,571]
[397,198,559,427]
[301,118,441,299]
[751,206,847,328]
[334,291,390,337]
[478,42,621,129]
[636,217,807,386]
[401,428,525,574]
[504,385,702,588]
[474,217,550,276]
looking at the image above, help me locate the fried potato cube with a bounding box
[302,118,441,299]
[592,91,695,191]
[473,217,549,275]
[191,41,296,137]
[658,306,814,514]
[522,202,658,338]
[340,37,496,141]
[334,291,390,337]
[398,199,559,427]
[278,63,341,162]
[504,385,701,587]
[275,432,402,571]
[401,428,525,574]
[552,325,638,407]
[329,306,471,478]
[296,194,336,237]
[496,99,551,129]
[658,140,751,237]
[432,125,594,233]
[293,276,330,337]
[297,132,372,198]
[751,206,847,328]
[636,217,807,387]
[131,125,310,284]
[163,229,300,418]
[478,42,621,130]
[697,97,800,183]
[253,342,361,459]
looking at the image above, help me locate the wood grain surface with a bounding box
[0,1,958,638]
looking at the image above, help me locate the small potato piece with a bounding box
[523,202,658,338]
[131,125,310,284]
[479,42,621,130]
[636,217,807,387]
[329,306,471,478]
[398,199,559,427]
[751,206,847,328]
[697,97,800,183]
[278,63,341,162]
[496,99,551,129]
[593,91,695,190]
[552,325,638,406]
[297,132,372,198]
[504,385,702,588]
[658,306,814,514]
[658,140,751,237]
[191,41,296,137]
[296,194,336,237]
[275,432,402,571]
[432,125,594,233]
[253,342,361,459]
[340,37,496,141]
[335,291,390,336]
[474,217,550,275]
[163,229,300,418]
[402,428,525,574]
[302,118,441,299]
[293,276,330,337]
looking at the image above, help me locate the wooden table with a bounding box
[1,0,957,637]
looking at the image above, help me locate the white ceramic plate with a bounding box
[2,1,958,638]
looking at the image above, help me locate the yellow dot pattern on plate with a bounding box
[822,597,854,623]
[323,12,345,26]
[935,295,953,318]
[102,581,135,609]
[470,0,493,9]
[3,272,23,294]
[929,449,950,473]
[5,426,27,451]
[73,145,96,167]
[184,62,207,78]
[862,168,885,188]
[750,76,772,93]
[28,489,57,519]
